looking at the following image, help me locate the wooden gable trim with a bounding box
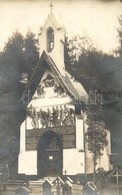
[19,50,82,106]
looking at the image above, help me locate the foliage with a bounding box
[0,30,39,178]
[64,34,121,117]
[64,35,115,92]
[85,99,108,173]
[111,14,122,167]
[117,15,122,56]
[64,32,122,170]
[2,30,39,98]
[24,30,39,77]
[0,29,39,130]
[65,35,116,173]
[64,35,94,71]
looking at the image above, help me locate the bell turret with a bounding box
[38,3,66,75]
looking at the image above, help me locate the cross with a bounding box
[49,1,53,13]
[64,170,67,176]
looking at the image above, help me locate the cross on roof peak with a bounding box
[49,1,53,13]
[64,170,67,176]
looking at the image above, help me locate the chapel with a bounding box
[18,4,111,179]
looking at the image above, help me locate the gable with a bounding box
[19,51,88,107]
[30,65,73,108]
[32,67,69,99]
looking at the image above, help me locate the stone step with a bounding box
[29,177,57,186]
[29,179,45,186]
[44,177,57,184]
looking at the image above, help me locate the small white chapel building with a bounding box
[18,7,111,178]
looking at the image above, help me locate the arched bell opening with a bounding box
[46,27,54,53]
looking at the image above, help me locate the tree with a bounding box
[2,30,39,98]
[0,31,25,178]
[85,93,108,175]
[109,14,122,168]
[117,14,122,56]
[65,35,120,148]
[64,35,114,174]
[64,34,113,92]
[64,34,94,71]
[24,31,39,78]
[0,30,39,178]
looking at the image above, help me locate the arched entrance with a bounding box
[37,131,63,177]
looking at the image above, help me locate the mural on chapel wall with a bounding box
[33,70,67,99]
[27,104,75,129]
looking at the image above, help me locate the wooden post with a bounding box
[116,169,119,195]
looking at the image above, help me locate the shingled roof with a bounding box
[19,51,88,105]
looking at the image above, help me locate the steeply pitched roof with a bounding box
[47,13,61,29]
[41,12,66,31]
[19,51,88,105]
[38,13,66,38]
[64,72,88,102]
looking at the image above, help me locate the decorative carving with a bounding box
[27,105,75,129]
[31,109,39,128]
[35,74,67,98]
[39,109,49,128]
[27,104,33,117]
[27,105,39,128]
[40,105,75,128]
[54,84,65,96]
[37,85,45,98]
[63,105,75,126]
[43,74,54,87]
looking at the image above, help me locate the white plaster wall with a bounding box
[106,130,111,155]
[19,117,36,136]
[50,29,65,75]
[98,148,109,170]
[85,130,111,173]
[83,112,111,173]
[18,120,37,175]
[85,147,110,174]
[18,151,37,175]
[19,120,37,175]
[76,117,84,150]
[19,120,26,152]
[26,117,34,130]
[29,95,72,109]
[99,130,111,171]
[63,149,85,175]
[19,149,85,176]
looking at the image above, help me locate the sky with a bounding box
[0,0,122,53]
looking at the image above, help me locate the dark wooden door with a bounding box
[37,131,63,177]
